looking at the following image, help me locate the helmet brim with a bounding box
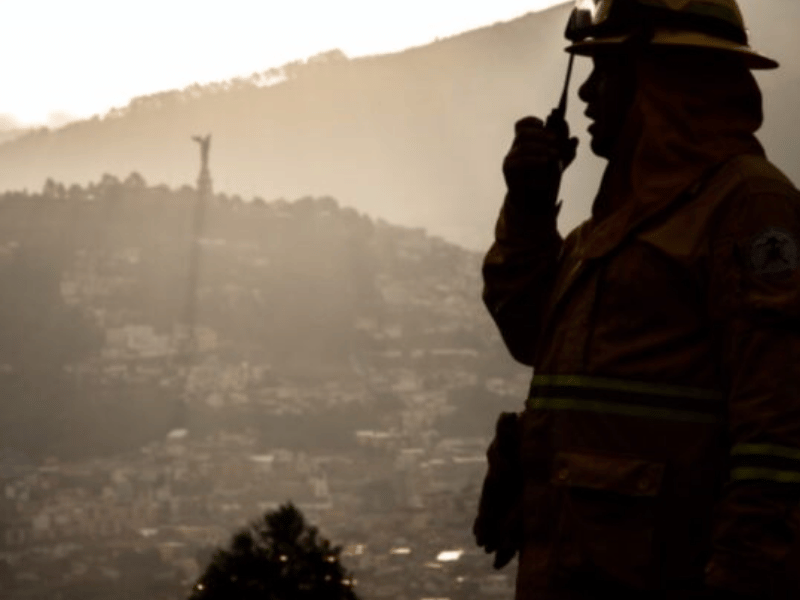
[565,29,779,70]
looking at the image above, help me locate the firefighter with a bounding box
[474,1,800,599]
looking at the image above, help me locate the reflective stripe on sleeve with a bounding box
[729,443,800,486]
[731,443,800,461]
[730,468,800,485]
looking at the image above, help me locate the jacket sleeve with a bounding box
[704,182,800,599]
[482,191,564,366]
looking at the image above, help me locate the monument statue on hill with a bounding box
[182,133,213,366]
[192,134,213,198]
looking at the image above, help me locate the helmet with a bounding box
[564,0,778,70]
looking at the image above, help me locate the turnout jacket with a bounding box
[482,54,800,599]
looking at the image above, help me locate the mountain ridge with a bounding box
[0,0,795,250]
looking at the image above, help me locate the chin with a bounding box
[590,136,612,159]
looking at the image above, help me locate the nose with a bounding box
[578,69,596,106]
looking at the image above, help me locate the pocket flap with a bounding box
[551,451,666,497]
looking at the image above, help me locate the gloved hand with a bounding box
[473,411,524,569]
[502,114,579,214]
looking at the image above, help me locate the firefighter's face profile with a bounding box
[578,52,637,159]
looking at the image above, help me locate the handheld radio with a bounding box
[545,53,576,175]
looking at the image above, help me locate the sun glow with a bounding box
[0,0,565,127]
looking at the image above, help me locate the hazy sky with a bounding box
[0,0,565,128]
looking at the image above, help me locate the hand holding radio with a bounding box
[502,114,578,213]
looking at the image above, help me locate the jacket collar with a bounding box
[544,157,735,328]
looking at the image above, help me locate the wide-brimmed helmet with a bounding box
[564,0,778,69]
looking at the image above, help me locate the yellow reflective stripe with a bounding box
[531,374,723,400]
[731,468,800,484]
[731,444,800,462]
[526,397,718,424]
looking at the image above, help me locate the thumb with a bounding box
[560,136,578,154]
[562,136,579,168]
[568,137,579,152]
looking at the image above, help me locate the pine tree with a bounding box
[188,503,359,600]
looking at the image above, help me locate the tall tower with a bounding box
[171,133,214,432]
[192,134,213,199]
[183,133,213,354]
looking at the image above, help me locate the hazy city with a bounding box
[0,1,798,599]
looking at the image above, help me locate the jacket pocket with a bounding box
[551,450,666,590]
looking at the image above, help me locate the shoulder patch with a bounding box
[748,227,799,279]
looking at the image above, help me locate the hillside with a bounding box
[0,1,796,250]
[0,175,522,460]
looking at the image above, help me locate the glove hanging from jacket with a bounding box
[473,411,524,569]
